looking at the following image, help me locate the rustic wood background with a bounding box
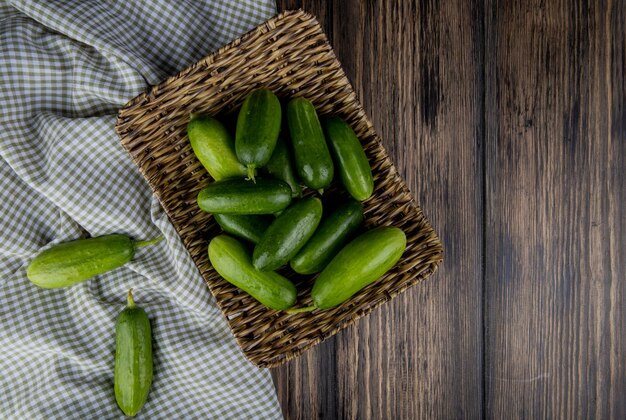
[272,1,625,418]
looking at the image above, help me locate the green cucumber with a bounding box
[197,178,292,214]
[290,199,364,274]
[253,197,323,271]
[324,117,374,201]
[213,214,270,244]
[265,136,301,198]
[115,289,153,417]
[312,226,406,309]
[187,115,247,180]
[236,89,282,180]
[287,98,334,191]
[208,235,297,310]
[26,235,163,289]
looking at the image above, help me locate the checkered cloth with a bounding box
[0,1,282,418]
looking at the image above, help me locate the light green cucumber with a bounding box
[115,289,153,417]
[311,226,406,309]
[187,115,247,180]
[208,235,297,310]
[26,235,163,289]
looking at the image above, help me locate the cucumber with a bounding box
[26,235,163,289]
[187,115,247,180]
[236,89,282,180]
[208,235,297,310]
[115,289,153,417]
[287,98,334,191]
[290,199,364,274]
[324,116,374,201]
[197,178,292,214]
[213,214,270,244]
[311,226,406,309]
[265,136,301,198]
[253,197,323,271]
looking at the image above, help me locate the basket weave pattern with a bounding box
[116,10,442,368]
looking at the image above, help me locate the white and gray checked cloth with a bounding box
[0,1,283,418]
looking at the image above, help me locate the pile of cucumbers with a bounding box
[194,89,406,312]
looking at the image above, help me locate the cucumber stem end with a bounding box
[285,305,315,314]
[127,289,136,308]
[134,235,164,249]
[245,166,256,183]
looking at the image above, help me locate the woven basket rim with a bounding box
[118,9,316,115]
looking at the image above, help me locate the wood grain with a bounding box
[274,0,625,418]
[484,0,626,418]
[273,0,484,418]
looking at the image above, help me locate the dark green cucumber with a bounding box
[312,226,406,309]
[26,235,163,289]
[236,89,282,180]
[290,199,364,274]
[253,197,323,271]
[324,116,374,201]
[208,235,297,310]
[187,115,247,181]
[265,136,301,198]
[197,178,292,214]
[213,214,270,244]
[115,289,153,417]
[287,98,334,191]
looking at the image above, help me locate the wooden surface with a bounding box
[273,1,625,419]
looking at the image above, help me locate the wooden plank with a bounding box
[484,0,626,417]
[273,1,484,418]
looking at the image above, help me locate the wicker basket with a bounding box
[116,10,442,368]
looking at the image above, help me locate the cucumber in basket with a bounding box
[287,226,406,312]
[265,136,302,198]
[253,197,323,272]
[290,199,364,274]
[197,178,292,214]
[213,214,271,244]
[187,115,248,181]
[324,116,374,201]
[287,97,334,192]
[236,89,282,181]
[208,235,297,310]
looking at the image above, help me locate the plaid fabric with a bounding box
[0,1,282,419]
